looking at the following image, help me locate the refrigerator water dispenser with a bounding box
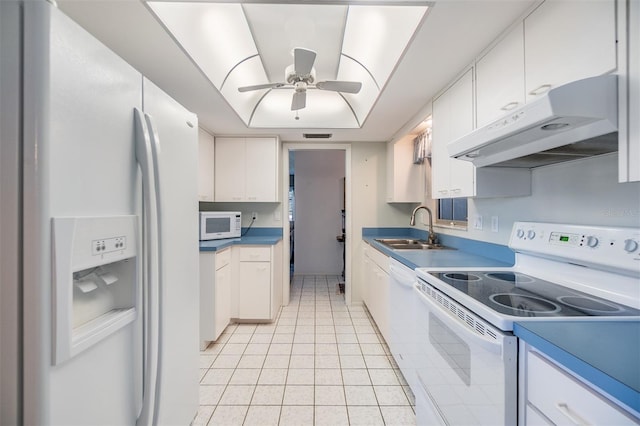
[52,216,139,365]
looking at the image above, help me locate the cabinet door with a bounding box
[245,137,278,201]
[199,252,216,343]
[524,0,616,102]
[387,138,424,203]
[214,262,231,339]
[197,128,215,201]
[431,88,452,198]
[214,137,245,201]
[362,254,373,309]
[620,0,640,182]
[476,22,525,127]
[238,261,271,319]
[447,70,475,198]
[432,69,475,199]
[271,242,283,318]
[374,264,390,342]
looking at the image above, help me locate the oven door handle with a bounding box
[414,284,505,354]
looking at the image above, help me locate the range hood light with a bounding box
[541,123,570,131]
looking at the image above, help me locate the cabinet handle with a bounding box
[555,403,589,426]
[528,84,552,96]
[450,188,461,193]
[500,101,520,111]
[438,190,449,194]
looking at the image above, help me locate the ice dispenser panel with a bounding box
[52,216,138,365]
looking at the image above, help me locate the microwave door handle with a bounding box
[134,108,160,426]
[414,284,504,354]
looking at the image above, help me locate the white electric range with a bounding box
[412,222,640,426]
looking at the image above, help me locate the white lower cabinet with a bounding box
[362,244,390,342]
[521,342,639,425]
[200,242,282,347]
[233,243,283,322]
[199,248,231,349]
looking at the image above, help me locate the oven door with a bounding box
[414,280,517,426]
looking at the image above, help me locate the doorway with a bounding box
[281,144,352,306]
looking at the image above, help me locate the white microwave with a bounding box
[199,211,241,240]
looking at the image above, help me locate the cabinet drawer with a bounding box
[239,246,271,262]
[527,350,637,425]
[215,248,231,269]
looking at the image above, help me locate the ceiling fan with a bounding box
[237,47,363,111]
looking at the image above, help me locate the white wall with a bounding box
[350,142,417,303]
[423,153,640,244]
[293,150,345,275]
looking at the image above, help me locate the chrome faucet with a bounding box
[410,205,438,245]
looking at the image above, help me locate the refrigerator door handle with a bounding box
[144,112,166,421]
[134,108,160,426]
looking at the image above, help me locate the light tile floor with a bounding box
[195,275,416,426]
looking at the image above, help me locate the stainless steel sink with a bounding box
[374,238,455,251]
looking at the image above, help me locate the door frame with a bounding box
[281,143,352,306]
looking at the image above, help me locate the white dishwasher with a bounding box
[388,258,418,393]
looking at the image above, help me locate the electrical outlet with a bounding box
[474,215,483,230]
[491,216,499,232]
[251,212,258,221]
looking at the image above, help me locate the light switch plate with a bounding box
[491,216,499,232]
[474,215,483,230]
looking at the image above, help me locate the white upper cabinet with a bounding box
[386,136,424,203]
[245,137,278,202]
[476,22,525,128]
[214,136,280,202]
[432,69,475,199]
[214,137,246,201]
[197,128,215,201]
[524,0,617,102]
[619,0,639,182]
[432,69,532,199]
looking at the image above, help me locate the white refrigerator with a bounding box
[0,1,200,424]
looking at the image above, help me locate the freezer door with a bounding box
[142,78,200,426]
[22,2,144,424]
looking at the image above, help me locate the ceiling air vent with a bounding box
[303,133,332,139]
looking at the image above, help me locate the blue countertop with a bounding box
[514,320,640,414]
[199,227,282,252]
[362,227,514,269]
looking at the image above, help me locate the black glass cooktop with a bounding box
[428,271,640,318]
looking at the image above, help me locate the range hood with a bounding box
[448,75,618,168]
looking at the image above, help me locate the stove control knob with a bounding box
[516,229,525,239]
[527,230,536,240]
[623,239,639,253]
[585,236,599,248]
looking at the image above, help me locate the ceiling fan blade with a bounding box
[293,48,316,76]
[291,91,306,111]
[316,80,362,94]
[238,82,284,92]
